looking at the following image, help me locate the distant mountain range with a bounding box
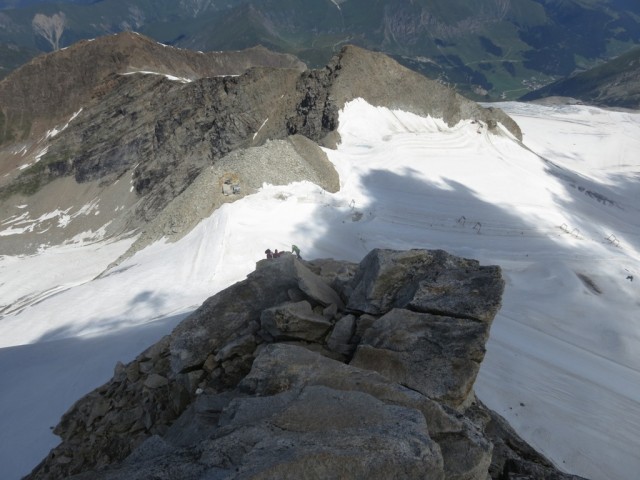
[520,46,640,108]
[1,0,639,100]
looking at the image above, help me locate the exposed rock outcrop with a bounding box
[27,248,581,480]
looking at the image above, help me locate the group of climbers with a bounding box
[265,244,301,260]
[264,248,281,259]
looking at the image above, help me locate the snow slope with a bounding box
[1,99,639,479]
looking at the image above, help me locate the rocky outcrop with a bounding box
[324,45,522,141]
[27,248,581,480]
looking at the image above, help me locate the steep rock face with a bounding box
[27,248,581,480]
[284,44,522,145]
[0,33,310,255]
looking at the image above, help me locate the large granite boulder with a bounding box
[351,308,490,409]
[27,249,579,480]
[347,249,504,321]
[169,253,339,374]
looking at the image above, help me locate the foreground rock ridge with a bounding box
[28,249,582,480]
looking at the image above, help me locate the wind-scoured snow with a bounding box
[0,237,135,320]
[45,108,83,140]
[17,146,49,171]
[122,70,192,83]
[0,99,639,479]
[253,118,269,140]
[0,198,102,237]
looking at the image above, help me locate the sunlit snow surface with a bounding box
[1,99,639,479]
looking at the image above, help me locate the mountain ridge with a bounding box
[0,31,305,149]
[521,46,640,109]
[0,34,521,259]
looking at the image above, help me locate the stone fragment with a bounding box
[143,374,169,389]
[326,314,356,355]
[169,254,340,374]
[169,255,301,373]
[139,336,170,362]
[347,249,504,322]
[260,300,332,342]
[293,260,345,308]
[408,264,504,322]
[113,362,126,382]
[353,313,377,343]
[214,334,256,362]
[202,354,217,372]
[351,308,488,408]
[137,361,153,374]
[322,302,338,320]
[87,398,111,427]
[303,257,359,301]
[287,287,306,302]
[125,362,140,383]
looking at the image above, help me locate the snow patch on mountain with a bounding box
[122,70,193,83]
[0,198,104,237]
[45,108,83,140]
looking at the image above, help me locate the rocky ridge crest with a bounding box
[1,38,522,259]
[0,31,305,149]
[28,249,582,480]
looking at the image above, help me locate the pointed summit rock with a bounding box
[25,249,580,480]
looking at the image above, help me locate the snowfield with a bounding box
[1,99,639,479]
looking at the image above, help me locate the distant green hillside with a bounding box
[1,0,639,99]
[0,42,36,79]
[521,47,640,108]
[0,0,100,8]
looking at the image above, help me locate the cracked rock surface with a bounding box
[28,249,584,480]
